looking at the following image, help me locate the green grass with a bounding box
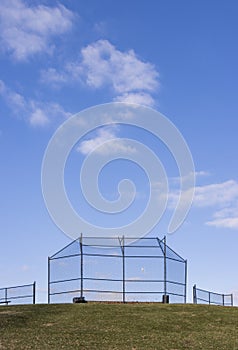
[0,303,237,349]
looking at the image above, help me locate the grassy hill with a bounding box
[0,303,237,349]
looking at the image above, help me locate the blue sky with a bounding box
[0,0,238,304]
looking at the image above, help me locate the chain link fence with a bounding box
[0,282,36,305]
[193,285,233,306]
[48,236,187,304]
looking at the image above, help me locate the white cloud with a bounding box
[213,207,238,219]
[41,41,159,158]
[80,40,159,93]
[206,206,238,229]
[28,101,71,127]
[166,178,238,229]
[40,67,69,87]
[29,107,49,127]
[77,126,136,156]
[41,39,159,107]
[114,92,155,107]
[77,127,117,155]
[194,180,238,208]
[169,171,210,186]
[196,170,211,177]
[0,79,70,126]
[206,216,238,229]
[0,80,26,112]
[0,0,74,60]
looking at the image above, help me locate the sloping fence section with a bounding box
[48,236,187,304]
[0,282,36,305]
[193,285,233,306]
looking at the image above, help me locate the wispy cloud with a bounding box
[206,206,238,229]
[28,101,71,127]
[40,67,69,87]
[29,105,50,127]
[166,178,238,229]
[0,0,74,60]
[194,180,238,208]
[41,39,159,106]
[169,171,210,186]
[114,92,155,107]
[206,214,238,229]
[0,80,25,110]
[93,21,108,36]
[77,126,137,156]
[0,79,70,126]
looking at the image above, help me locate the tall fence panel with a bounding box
[0,282,36,305]
[48,236,187,304]
[193,285,233,306]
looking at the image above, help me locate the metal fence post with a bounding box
[80,234,84,299]
[5,288,7,305]
[163,236,167,302]
[208,292,211,305]
[122,236,126,303]
[222,294,225,306]
[48,257,50,304]
[119,236,126,303]
[33,281,36,304]
[184,260,187,304]
[231,294,233,307]
[193,285,197,304]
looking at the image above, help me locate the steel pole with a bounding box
[80,234,83,299]
[47,257,50,304]
[184,260,187,304]
[122,236,125,303]
[164,236,167,301]
[33,281,36,305]
[193,285,197,304]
